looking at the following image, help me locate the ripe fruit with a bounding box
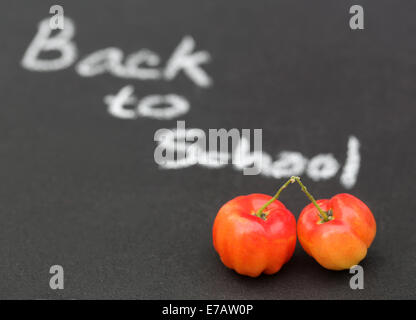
[295,178,376,270]
[212,179,297,277]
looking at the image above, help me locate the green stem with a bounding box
[292,176,330,222]
[255,176,296,218]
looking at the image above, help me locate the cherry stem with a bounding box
[292,176,330,222]
[255,176,297,217]
[255,176,331,222]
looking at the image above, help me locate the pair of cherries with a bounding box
[212,176,376,277]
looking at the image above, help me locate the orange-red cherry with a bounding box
[297,193,376,270]
[213,194,297,277]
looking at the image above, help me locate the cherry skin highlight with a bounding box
[213,194,297,277]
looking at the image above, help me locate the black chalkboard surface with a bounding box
[0,0,415,299]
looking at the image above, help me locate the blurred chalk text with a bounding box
[21,17,211,120]
[155,122,360,188]
[21,17,361,188]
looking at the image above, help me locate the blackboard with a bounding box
[0,0,415,299]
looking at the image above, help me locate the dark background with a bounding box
[0,0,415,299]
